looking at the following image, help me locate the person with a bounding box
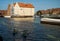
[13,28,17,36]
[22,30,29,41]
[0,36,3,41]
[12,28,17,41]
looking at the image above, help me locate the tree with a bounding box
[36,10,42,17]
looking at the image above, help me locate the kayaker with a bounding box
[22,30,29,41]
[13,28,17,36]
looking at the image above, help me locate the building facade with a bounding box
[7,2,34,17]
[0,10,7,17]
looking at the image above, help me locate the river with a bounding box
[0,17,60,41]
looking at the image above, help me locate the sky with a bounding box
[0,0,60,11]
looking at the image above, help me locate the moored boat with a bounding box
[41,17,60,25]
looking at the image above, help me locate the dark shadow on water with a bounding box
[0,36,3,41]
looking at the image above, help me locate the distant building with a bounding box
[0,10,7,17]
[7,2,34,17]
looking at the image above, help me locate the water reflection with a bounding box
[10,17,35,41]
[10,18,34,31]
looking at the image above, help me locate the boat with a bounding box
[41,17,60,25]
[4,16,11,18]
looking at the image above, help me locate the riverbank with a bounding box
[11,17,34,22]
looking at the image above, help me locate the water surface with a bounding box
[0,17,60,41]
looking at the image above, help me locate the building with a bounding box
[7,2,34,17]
[0,10,7,17]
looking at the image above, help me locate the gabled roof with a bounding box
[13,2,34,8]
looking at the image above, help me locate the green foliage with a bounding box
[36,10,42,16]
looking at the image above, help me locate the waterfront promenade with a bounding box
[0,17,60,41]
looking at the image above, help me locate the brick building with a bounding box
[0,10,7,16]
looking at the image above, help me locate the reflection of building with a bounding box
[7,2,34,17]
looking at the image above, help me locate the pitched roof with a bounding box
[13,2,34,8]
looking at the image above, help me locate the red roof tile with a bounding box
[14,2,34,8]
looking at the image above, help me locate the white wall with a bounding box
[19,8,34,16]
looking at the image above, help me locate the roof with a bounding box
[13,2,34,8]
